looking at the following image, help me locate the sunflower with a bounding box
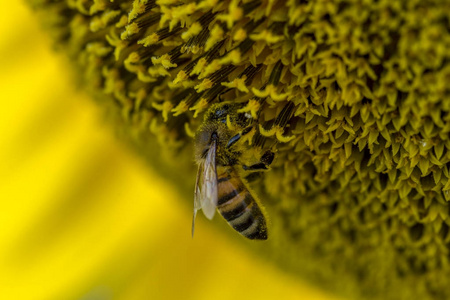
[24,0,450,299]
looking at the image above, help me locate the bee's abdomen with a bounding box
[216,169,267,240]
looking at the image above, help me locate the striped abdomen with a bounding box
[216,166,267,240]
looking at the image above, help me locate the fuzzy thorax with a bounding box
[195,120,234,167]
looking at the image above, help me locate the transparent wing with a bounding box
[192,139,218,237]
[200,139,218,219]
[192,164,203,237]
[194,163,203,211]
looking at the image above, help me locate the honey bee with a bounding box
[192,102,274,240]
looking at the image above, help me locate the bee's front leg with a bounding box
[225,126,253,148]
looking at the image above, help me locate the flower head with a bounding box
[29,0,450,298]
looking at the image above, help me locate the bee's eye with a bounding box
[214,105,229,118]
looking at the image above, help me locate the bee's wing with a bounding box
[194,163,204,212]
[200,139,218,219]
[192,163,203,237]
[192,139,218,237]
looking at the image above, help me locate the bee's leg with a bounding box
[226,133,241,148]
[225,127,253,148]
[243,150,275,183]
[242,150,275,171]
[243,163,267,171]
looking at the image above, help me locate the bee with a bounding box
[192,102,274,240]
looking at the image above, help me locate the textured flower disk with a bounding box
[28,0,450,299]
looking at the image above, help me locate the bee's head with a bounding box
[204,103,234,123]
[204,102,250,126]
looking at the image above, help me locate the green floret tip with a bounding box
[27,0,450,299]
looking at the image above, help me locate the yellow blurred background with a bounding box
[0,2,341,299]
